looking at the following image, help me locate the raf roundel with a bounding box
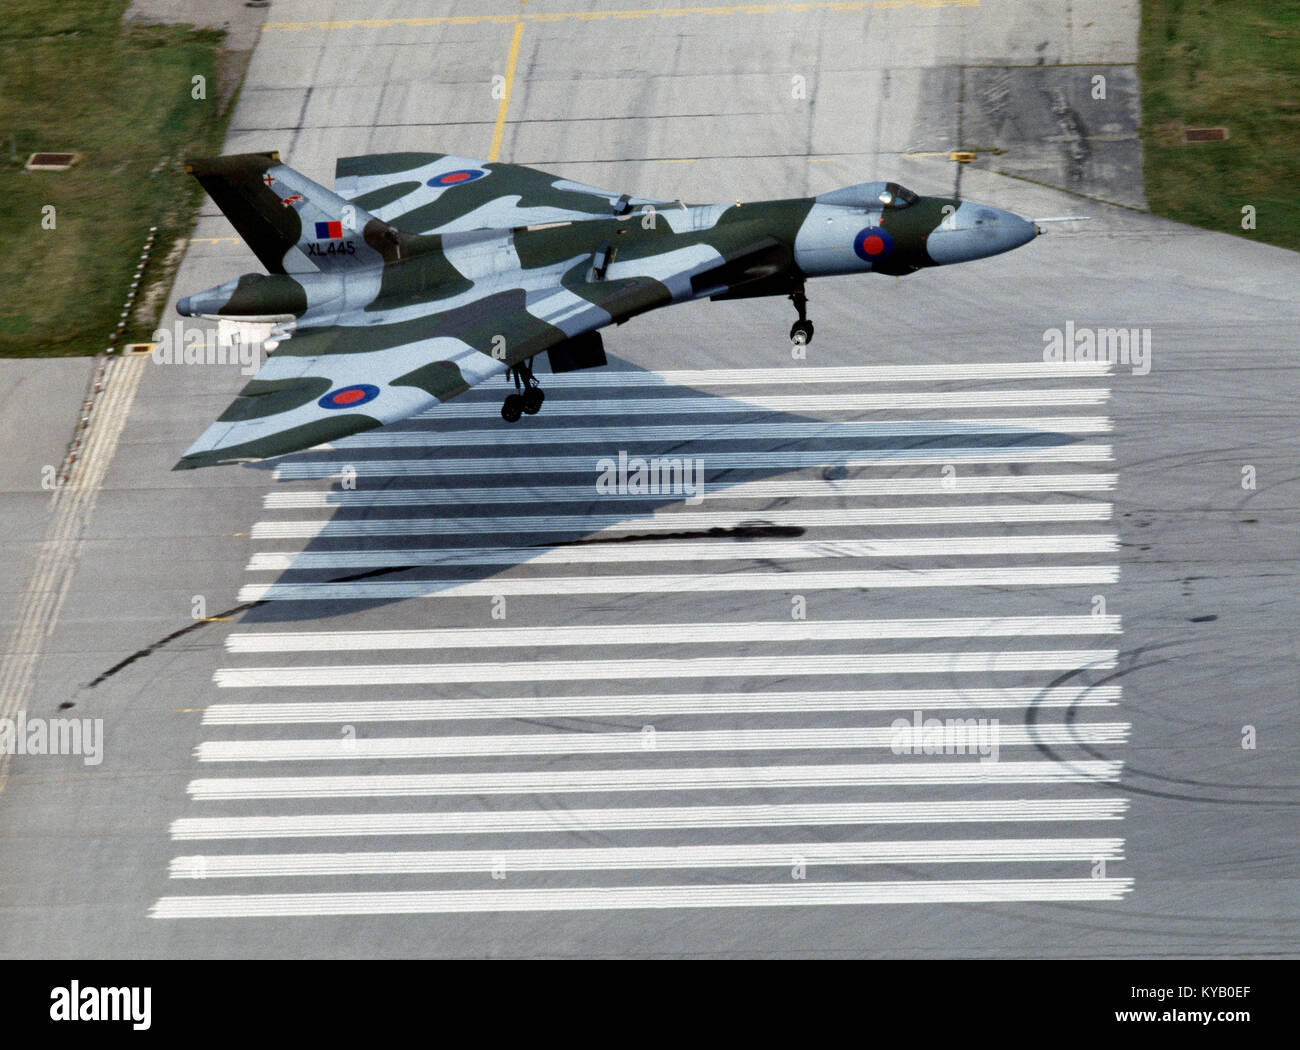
[428,169,488,188]
[318,384,380,411]
[853,226,894,262]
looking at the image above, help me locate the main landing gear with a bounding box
[789,289,814,345]
[501,358,544,422]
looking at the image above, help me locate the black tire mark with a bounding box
[80,565,415,691]
[1029,649,1300,805]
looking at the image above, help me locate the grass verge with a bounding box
[0,2,232,357]
[1139,0,1299,252]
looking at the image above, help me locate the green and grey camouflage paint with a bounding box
[173,151,1039,468]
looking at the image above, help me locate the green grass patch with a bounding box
[0,2,232,357]
[1139,0,1300,252]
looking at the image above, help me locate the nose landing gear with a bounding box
[502,358,545,422]
[789,289,814,345]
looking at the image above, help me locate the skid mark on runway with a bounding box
[153,362,1131,919]
[80,566,414,691]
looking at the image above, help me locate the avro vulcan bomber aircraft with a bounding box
[174,151,1045,469]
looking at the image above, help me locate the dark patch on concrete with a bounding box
[908,64,962,161]
[915,65,1145,209]
[963,65,1145,208]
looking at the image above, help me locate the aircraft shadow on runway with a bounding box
[234,354,1095,624]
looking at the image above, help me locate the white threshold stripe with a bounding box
[337,415,1113,449]
[250,503,1114,539]
[226,615,1123,653]
[170,797,1128,838]
[264,472,1120,508]
[236,566,1120,603]
[168,838,1126,879]
[274,445,1113,480]
[246,536,1119,572]
[215,650,1118,688]
[411,389,1111,420]
[495,363,1114,387]
[202,685,1123,726]
[196,724,1130,763]
[187,762,1126,800]
[150,878,1135,918]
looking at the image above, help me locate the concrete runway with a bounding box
[1,0,1298,957]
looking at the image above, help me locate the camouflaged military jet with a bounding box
[173,150,1044,469]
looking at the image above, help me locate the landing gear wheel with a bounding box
[788,288,813,345]
[504,358,544,420]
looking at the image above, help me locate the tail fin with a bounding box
[185,152,398,274]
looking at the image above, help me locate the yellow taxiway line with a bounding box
[489,9,528,163]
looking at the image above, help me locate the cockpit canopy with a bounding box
[816,181,920,210]
[876,182,919,208]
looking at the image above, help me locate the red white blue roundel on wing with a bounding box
[853,226,894,262]
[429,169,488,187]
[318,384,380,410]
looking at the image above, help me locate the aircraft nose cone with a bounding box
[926,203,1038,264]
[174,278,240,317]
[1000,209,1038,249]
